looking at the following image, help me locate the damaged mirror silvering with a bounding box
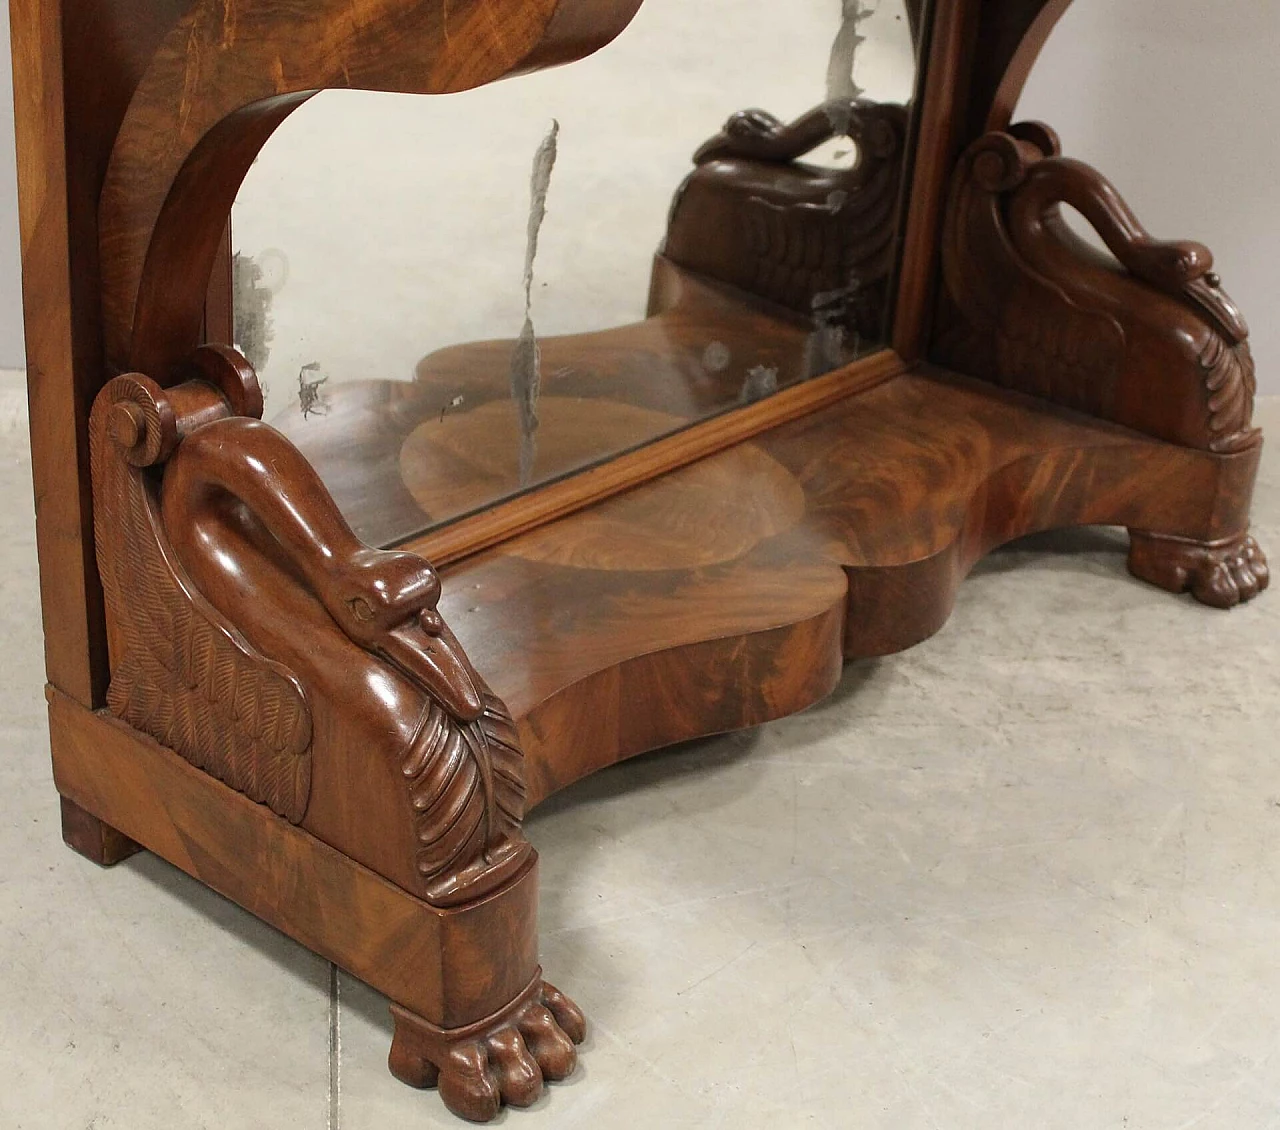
[231,0,926,546]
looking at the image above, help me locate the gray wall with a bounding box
[1,0,1277,389]
[1,5,24,370]
[1018,0,1280,398]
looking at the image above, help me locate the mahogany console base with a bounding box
[426,368,1265,806]
[44,364,1266,1121]
[11,0,1268,1120]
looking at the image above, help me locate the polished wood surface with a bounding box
[10,0,109,704]
[424,368,1264,805]
[891,0,979,362]
[58,795,141,866]
[52,358,1268,1119]
[937,122,1259,456]
[50,687,542,1030]
[90,354,540,908]
[11,0,1270,1122]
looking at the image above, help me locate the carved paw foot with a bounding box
[389,972,585,1122]
[1128,530,1270,609]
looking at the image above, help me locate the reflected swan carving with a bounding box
[662,99,910,350]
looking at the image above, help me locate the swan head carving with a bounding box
[693,98,906,168]
[1125,240,1249,346]
[321,547,486,724]
[122,358,489,731]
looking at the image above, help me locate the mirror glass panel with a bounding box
[232,0,928,546]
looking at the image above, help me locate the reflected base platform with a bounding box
[271,260,879,549]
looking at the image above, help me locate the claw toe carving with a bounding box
[517,1002,578,1080]
[439,1043,502,1123]
[1129,530,1269,609]
[484,1027,544,1108]
[540,980,587,1045]
[388,972,586,1122]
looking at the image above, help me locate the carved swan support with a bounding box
[937,124,1268,608]
[659,99,910,346]
[90,348,588,1119]
[91,350,533,906]
[938,124,1259,454]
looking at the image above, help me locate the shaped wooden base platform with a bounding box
[424,367,1266,806]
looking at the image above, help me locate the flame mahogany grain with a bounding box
[10,0,1268,1122]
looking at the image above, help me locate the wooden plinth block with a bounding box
[47,689,540,1030]
[59,795,141,866]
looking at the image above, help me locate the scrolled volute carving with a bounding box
[936,122,1259,455]
[90,347,531,905]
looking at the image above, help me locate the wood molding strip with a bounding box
[892,0,981,363]
[404,348,908,567]
[9,0,105,705]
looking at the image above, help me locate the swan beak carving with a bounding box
[1128,239,1249,344]
[382,617,486,724]
[328,549,486,723]
[1183,274,1250,346]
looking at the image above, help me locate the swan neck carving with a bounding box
[89,350,531,907]
[936,124,1259,454]
[159,416,485,724]
[663,99,910,348]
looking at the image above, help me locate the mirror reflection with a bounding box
[232,0,926,546]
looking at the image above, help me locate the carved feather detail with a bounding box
[742,164,898,338]
[401,691,528,903]
[91,398,313,823]
[1201,334,1260,454]
[990,287,1125,418]
[665,100,908,346]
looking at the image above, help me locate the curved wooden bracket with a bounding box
[90,345,534,907]
[935,123,1260,455]
[974,0,1075,132]
[96,0,646,378]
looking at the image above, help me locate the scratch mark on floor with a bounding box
[676,941,757,997]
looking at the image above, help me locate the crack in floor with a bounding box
[327,963,342,1129]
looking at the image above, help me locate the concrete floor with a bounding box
[1,397,1278,1129]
